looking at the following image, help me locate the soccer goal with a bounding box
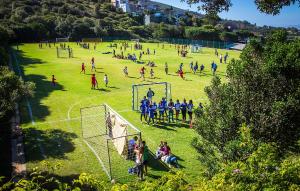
[81,104,142,181]
[56,47,73,58]
[191,44,202,53]
[132,82,172,111]
[56,37,70,42]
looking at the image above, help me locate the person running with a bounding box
[174,100,181,122]
[91,57,96,72]
[51,75,56,86]
[190,62,194,72]
[140,67,146,81]
[80,63,86,74]
[168,99,174,123]
[193,62,198,74]
[150,68,154,79]
[147,88,155,102]
[219,54,223,64]
[179,63,183,72]
[91,74,98,89]
[179,70,184,80]
[123,66,128,77]
[181,99,187,123]
[104,74,108,87]
[212,62,218,75]
[200,64,205,73]
[165,62,168,75]
[187,100,194,128]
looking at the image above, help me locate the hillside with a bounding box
[0,0,149,42]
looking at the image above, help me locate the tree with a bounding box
[194,30,300,154]
[0,66,35,119]
[183,0,300,15]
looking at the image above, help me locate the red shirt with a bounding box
[82,64,85,69]
[91,76,96,84]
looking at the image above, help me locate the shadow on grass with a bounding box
[23,128,77,162]
[148,151,169,172]
[12,50,65,123]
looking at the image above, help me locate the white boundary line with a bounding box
[83,139,111,180]
[11,50,45,158]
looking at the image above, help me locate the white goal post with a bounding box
[132,82,172,111]
[80,104,141,181]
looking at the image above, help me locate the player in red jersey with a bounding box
[52,75,56,86]
[91,74,98,89]
[80,62,86,74]
[179,70,184,80]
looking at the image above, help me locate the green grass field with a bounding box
[12,42,240,183]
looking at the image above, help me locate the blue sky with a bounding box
[153,0,300,27]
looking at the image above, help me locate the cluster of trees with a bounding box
[0,0,145,42]
[0,0,260,42]
[192,30,300,190]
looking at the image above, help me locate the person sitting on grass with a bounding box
[155,141,164,159]
[161,152,180,168]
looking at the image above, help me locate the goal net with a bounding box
[132,82,172,111]
[81,104,141,181]
[56,47,73,58]
[56,37,70,42]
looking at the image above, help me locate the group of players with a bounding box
[139,88,204,127]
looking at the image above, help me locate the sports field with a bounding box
[11,42,240,183]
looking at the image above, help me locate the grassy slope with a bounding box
[13,42,240,183]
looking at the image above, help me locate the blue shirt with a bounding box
[148,107,155,118]
[175,103,181,110]
[159,104,164,112]
[181,103,187,110]
[140,104,146,114]
[187,103,193,112]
